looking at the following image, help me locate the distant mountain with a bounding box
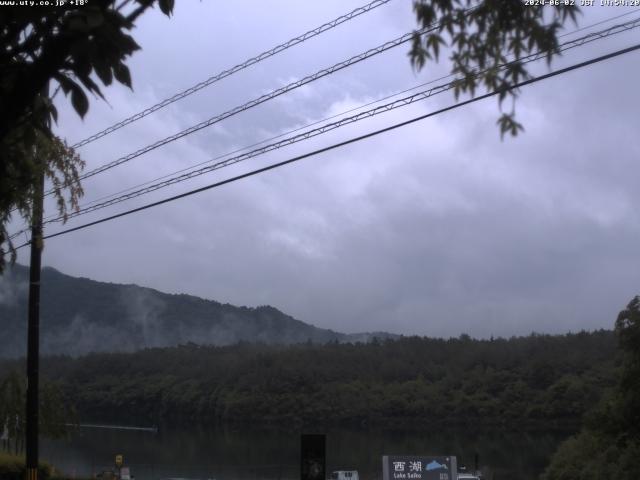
[0,264,398,357]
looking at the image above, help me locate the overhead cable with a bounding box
[71,24,446,185]
[8,16,640,242]
[8,14,639,242]
[36,17,640,226]
[57,12,640,220]
[7,42,635,250]
[71,0,395,149]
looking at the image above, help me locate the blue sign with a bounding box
[382,456,457,480]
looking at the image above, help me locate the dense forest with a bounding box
[3,296,639,478]
[0,330,618,428]
[542,296,640,479]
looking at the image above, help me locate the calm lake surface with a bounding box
[41,425,573,480]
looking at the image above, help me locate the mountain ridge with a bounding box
[0,263,398,357]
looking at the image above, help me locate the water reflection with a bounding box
[41,425,572,480]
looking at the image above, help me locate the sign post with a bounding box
[382,456,457,480]
[301,434,326,480]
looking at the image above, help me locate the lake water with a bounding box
[41,425,573,480]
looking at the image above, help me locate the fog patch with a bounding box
[119,287,167,348]
[42,314,137,355]
[0,268,27,307]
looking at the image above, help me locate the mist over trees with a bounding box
[0,330,616,429]
[0,264,397,357]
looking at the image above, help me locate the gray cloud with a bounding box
[10,1,640,338]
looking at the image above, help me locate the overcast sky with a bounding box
[11,0,640,338]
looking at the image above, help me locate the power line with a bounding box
[558,8,640,39]
[7,7,471,239]
[51,9,478,198]
[20,9,621,208]
[36,17,640,226]
[7,42,636,251]
[49,6,625,193]
[7,0,405,221]
[70,0,395,149]
[70,24,441,185]
[54,88,461,222]
[8,17,640,243]
[44,76,460,219]
[56,13,640,220]
[9,11,640,240]
[8,14,639,242]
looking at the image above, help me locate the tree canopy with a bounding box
[410,0,578,136]
[0,370,75,455]
[614,295,640,439]
[0,0,174,271]
[543,295,640,480]
[0,330,614,428]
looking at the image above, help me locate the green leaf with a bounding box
[409,33,426,70]
[49,103,58,124]
[496,113,524,140]
[85,8,104,28]
[158,0,175,16]
[113,62,132,89]
[70,45,93,78]
[70,84,89,118]
[93,59,113,86]
[67,15,89,32]
[426,33,445,61]
[76,74,105,100]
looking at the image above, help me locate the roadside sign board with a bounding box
[301,434,326,480]
[382,456,457,480]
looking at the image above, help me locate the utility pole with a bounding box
[25,153,44,480]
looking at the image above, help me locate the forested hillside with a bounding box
[1,331,617,428]
[0,264,394,357]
